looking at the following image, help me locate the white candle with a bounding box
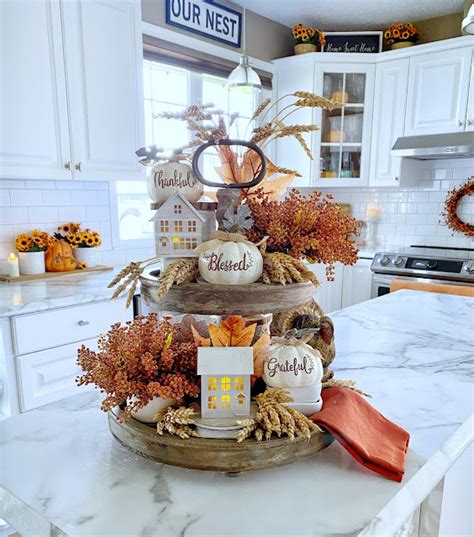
[7,252,20,278]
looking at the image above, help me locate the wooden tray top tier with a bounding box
[108,411,333,474]
[140,269,316,316]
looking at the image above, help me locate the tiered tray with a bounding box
[109,268,331,474]
[109,410,333,475]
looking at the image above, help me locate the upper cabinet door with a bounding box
[405,48,472,135]
[274,56,315,186]
[0,0,72,180]
[62,0,144,180]
[465,50,474,132]
[369,59,409,186]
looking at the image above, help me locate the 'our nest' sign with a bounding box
[165,0,242,47]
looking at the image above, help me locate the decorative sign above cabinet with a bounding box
[323,32,383,53]
[165,0,242,47]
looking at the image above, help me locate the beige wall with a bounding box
[141,0,292,61]
[415,11,463,44]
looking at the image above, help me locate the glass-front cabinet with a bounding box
[314,64,375,187]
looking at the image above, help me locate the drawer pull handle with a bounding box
[78,320,90,326]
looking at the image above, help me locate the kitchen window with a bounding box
[113,55,271,247]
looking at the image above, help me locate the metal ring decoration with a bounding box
[192,139,267,189]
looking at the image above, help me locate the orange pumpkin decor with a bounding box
[45,240,77,272]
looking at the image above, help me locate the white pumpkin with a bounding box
[147,161,202,203]
[263,338,323,388]
[196,234,263,285]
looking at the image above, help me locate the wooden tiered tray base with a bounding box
[108,411,333,475]
[0,265,112,282]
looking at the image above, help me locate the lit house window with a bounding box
[174,220,183,232]
[207,377,217,391]
[160,220,169,232]
[208,396,217,409]
[221,395,231,408]
[174,204,182,214]
[188,220,197,232]
[221,377,231,391]
[234,377,244,391]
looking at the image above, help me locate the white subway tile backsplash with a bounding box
[0,207,28,225]
[97,190,109,206]
[0,190,11,206]
[415,224,439,236]
[25,180,55,190]
[10,189,42,206]
[42,189,72,206]
[70,190,98,206]
[57,180,84,190]
[86,205,109,222]
[58,206,86,222]
[28,206,58,223]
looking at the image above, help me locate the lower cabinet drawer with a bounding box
[17,339,97,411]
[12,297,130,355]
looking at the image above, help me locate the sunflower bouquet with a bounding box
[16,230,55,252]
[56,222,102,249]
[384,23,419,46]
[292,23,325,50]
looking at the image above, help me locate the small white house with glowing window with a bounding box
[150,193,205,256]
[197,347,253,419]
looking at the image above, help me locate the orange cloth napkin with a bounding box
[310,387,410,482]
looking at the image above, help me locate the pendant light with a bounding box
[227,0,261,92]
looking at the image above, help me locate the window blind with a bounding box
[143,35,272,89]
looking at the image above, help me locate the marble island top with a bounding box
[0,290,473,536]
[0,268,121,317]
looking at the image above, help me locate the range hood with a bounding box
[392,132,474,160]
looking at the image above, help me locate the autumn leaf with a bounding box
[252,330,270,377]
[191,324,210,347]
[209,316,256,347]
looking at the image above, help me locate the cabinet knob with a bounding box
[394,176,399,182]
[64,161,71,170]
[467,119,472,126]
[458,120,464,127]
[78,320,90,326]
[75,162,82,172]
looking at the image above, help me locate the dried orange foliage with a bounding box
[216,149,295,201]
[246,189,359,280]
[191,316,270,381]
[77,313,200,420]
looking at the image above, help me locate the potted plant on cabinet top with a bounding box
[292,24,326,54]
[56,222,102,268]
[384,23,420,50]
[15,230,54,275]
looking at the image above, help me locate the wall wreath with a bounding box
[442,178,474,237]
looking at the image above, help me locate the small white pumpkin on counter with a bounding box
[263,337,324,388]
[194,204,263,285]
[147,160,203,204]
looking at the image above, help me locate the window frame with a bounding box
[111,37,274,249]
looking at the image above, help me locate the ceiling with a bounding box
[232,0,464,30]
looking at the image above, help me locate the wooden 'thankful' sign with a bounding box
[323,32,383,53]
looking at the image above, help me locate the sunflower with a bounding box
[384,30,391,38]
[401,31,410,40]
[392,29,400,38]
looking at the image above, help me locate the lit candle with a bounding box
[365,207,380,219]
[7,252,20,278]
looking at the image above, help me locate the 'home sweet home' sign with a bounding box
[322,32,383,53]
[166,0,242,47]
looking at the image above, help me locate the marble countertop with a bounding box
[0,269,121,318]
[1,290,473,536]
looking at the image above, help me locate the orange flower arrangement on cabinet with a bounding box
[292,23,326,48]
[384,23,419,45]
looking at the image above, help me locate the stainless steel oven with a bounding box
[370,246,474,298]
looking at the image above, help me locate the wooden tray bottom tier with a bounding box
[108,412,334,474]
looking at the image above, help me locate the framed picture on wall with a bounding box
[322,32,383,53]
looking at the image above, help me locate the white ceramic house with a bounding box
[150,193,205,256]
[197,347,253,419]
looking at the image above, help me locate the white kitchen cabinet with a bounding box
[17,339,97,411]
[369,59,409,187]
[309,263,344,314]
[273,55,315,186]
[404,47,472,135]
[466,52,474,132]
[341,259,373,309]
[0,0,144,182]
[314,64,375,188]
[62,0,144,180]
[0,0,72,180]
